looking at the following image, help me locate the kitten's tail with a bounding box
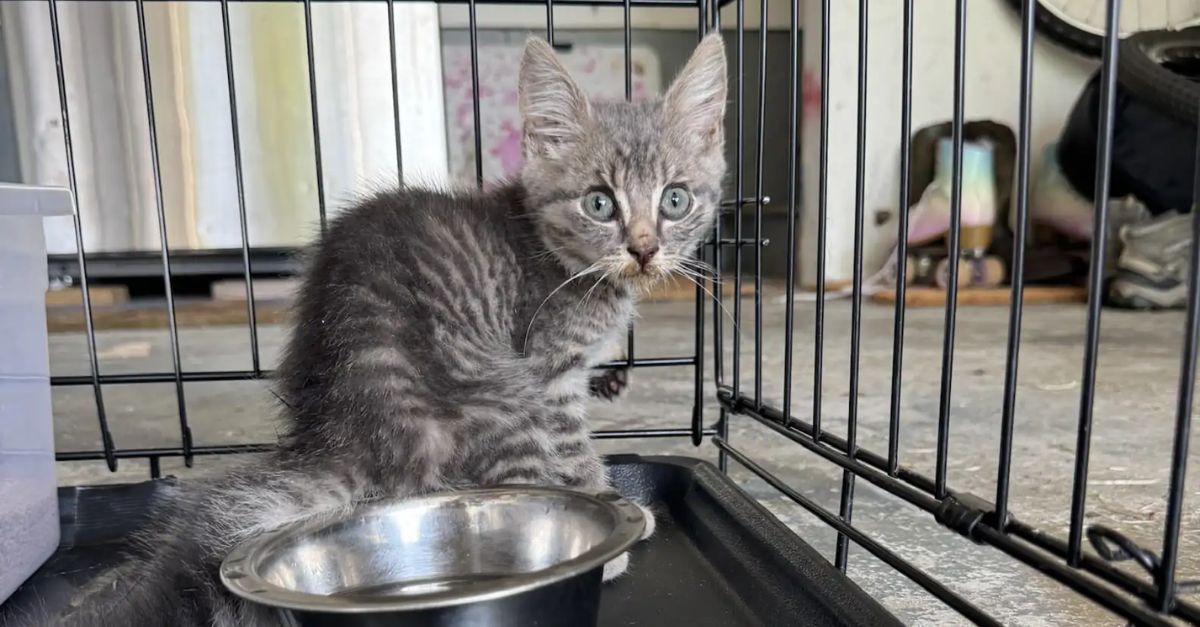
[0,481,232,627]
[53,473,269,627]
[13,459,358,627]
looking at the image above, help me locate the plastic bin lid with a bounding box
[0,183,75,217]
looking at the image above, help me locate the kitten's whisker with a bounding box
[675,261,719,281]
[670,263,714,282]
[661,253,715,277]
[575,268,614,315]
[669,267,739,330]
[675,256,717,275]
[520,261,603,355]
[529,245,567,261]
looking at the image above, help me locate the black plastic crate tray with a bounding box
[2,455,899,626]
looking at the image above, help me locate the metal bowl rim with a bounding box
[219,486,645,613]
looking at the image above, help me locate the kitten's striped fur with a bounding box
[52,34,726,627]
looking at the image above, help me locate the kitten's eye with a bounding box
[659,186,692,220]
[582,190,617,221]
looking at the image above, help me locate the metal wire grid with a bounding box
[709,0,1199,624]
[46,0,731,475]
[34,0,1196,624]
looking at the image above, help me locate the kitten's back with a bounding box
[276,185,538,454]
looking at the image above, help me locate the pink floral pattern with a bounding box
[443,44,661,185]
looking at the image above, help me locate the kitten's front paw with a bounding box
[602,551,630,581]
[589,367,628,401]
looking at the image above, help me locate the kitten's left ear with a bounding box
[664,33,727,147]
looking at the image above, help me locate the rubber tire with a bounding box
[1005,0,1101,58]
[1117,28,1200,126]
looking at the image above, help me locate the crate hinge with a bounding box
[933,491,993,544]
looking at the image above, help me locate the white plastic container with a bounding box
[0,183,73,604]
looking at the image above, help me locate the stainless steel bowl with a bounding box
[220,487,645,627]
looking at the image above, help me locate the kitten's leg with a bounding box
[559,445,655,582]
[468,418,558,487]
[547,400,656,539]
[547,406,656,582]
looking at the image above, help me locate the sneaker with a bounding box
[1108,212,1193,309]
[1106,196,1153,280]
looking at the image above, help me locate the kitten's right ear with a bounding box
[519,37,590,159]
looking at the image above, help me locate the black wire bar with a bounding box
[387,0,405,181]
[135,0,194,466]
[718,0,746,472]
[40,1,1199,623]
[779,0,799,435]
[750,0,767,411]
[46,0,117,471]
[218,0,262,375]
[811,0,829,441]
[689,0,708,446]
[833,0,867,573]
[1154,67,1200,616]
[302,0,328,232]
[1067,0,1121,567]
[993,0,1035,528]
[933,0,967,500]
[716,389,1196,626]
[716,438,1002,627]
[886,0,912,476]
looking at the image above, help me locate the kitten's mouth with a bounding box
[617,262,671,291]
[619,260,661,278]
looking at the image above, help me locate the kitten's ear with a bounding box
[520,37,590,159]
[663,33,727,147]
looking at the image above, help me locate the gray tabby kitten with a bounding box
[56,34,726,627]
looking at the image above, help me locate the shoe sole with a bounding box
[1108,273,1186,310]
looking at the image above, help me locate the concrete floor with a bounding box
[46,292,1199,626]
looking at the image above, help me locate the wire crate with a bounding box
[1,0,1196,625]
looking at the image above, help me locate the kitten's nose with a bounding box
[627,244,660,270]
